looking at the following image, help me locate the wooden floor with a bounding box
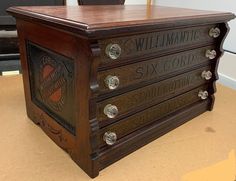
[0,75,236,181]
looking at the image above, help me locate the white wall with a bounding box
[66,0,77,5]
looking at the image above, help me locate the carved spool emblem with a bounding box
[39,55,67,112]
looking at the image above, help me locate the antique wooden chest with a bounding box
[7,5,235,178]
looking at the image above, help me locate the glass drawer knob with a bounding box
[205,49,217,60]
[201,70,212,80]
[104,104,119,118]
[209,27,221,38]
[198,90,209,100]
[105,43,121,60]
[105,75,120,90]
[103,131,117,145]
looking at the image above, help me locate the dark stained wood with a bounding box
[16,19,99,177]
[97,65,213,125]
[210,22,230,111]
[99,98,210,169]
[98,45,216,95]
[7,6,235,38]
[99,84,211,147]
[98,25,217,63]
[78,0,125,5]
[7,5,234,178]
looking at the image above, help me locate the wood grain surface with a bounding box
[7,6,235,38]
[97,66,212,123]
[99,85,210,147]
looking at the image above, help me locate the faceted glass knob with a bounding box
[104,104,119,118]
[201,70,212,80]
[209,27,221,38]
[103,131,117,145]
[205,49,217,60]
[105,43,122,60]
[198,90,209,100]
[105,75,120,90]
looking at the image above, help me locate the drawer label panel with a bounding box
[99,85,208,146]
[98,46,215,92]
[99,25,217,63]
[97,66,212,121]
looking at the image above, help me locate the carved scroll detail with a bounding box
[88,43,101,166]
[39,113,68,143]
[210,23,230,111]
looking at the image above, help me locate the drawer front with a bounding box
[98,45,216,93]
[97,65,213,122]
[99,85,210,147]
[99,24,220,64]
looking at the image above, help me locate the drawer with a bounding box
[98,45,217,93]
[97,65,214,123]
[98,24,220,64]
[99,97,211,169]
[99,84,211,147]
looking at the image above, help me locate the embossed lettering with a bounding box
[135,66,144,79]
[166,33,174,46]
[99,69,206,121]
[135,38,145,51]
[135,51,202,80]
[133,29,201,53]
[102,88,202,139]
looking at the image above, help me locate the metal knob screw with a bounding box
[105,75,120,90]
[105,43,122,60]
[201,70,212,80]
[205,49,217,60]
[103,131,117,145]
[209,27,221,38]
[104,104,119,118]
[198,90,209,100]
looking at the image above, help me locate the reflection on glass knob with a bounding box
[105,43,122,60]
[103,131,117,145]
[104,104,119,118]
[105,75,120,90]
[209,27,221,38]
[198,90,209,100]
[205,50,217,60]
[201,70,212,80]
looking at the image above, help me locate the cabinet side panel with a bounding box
[27,42,76,134]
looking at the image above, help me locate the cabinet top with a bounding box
[7,5,235,38]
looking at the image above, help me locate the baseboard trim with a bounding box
[218,73,236,90]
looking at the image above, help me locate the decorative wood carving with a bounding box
[27,42,76,134]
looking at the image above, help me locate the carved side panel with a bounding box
[27,42,76,134]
